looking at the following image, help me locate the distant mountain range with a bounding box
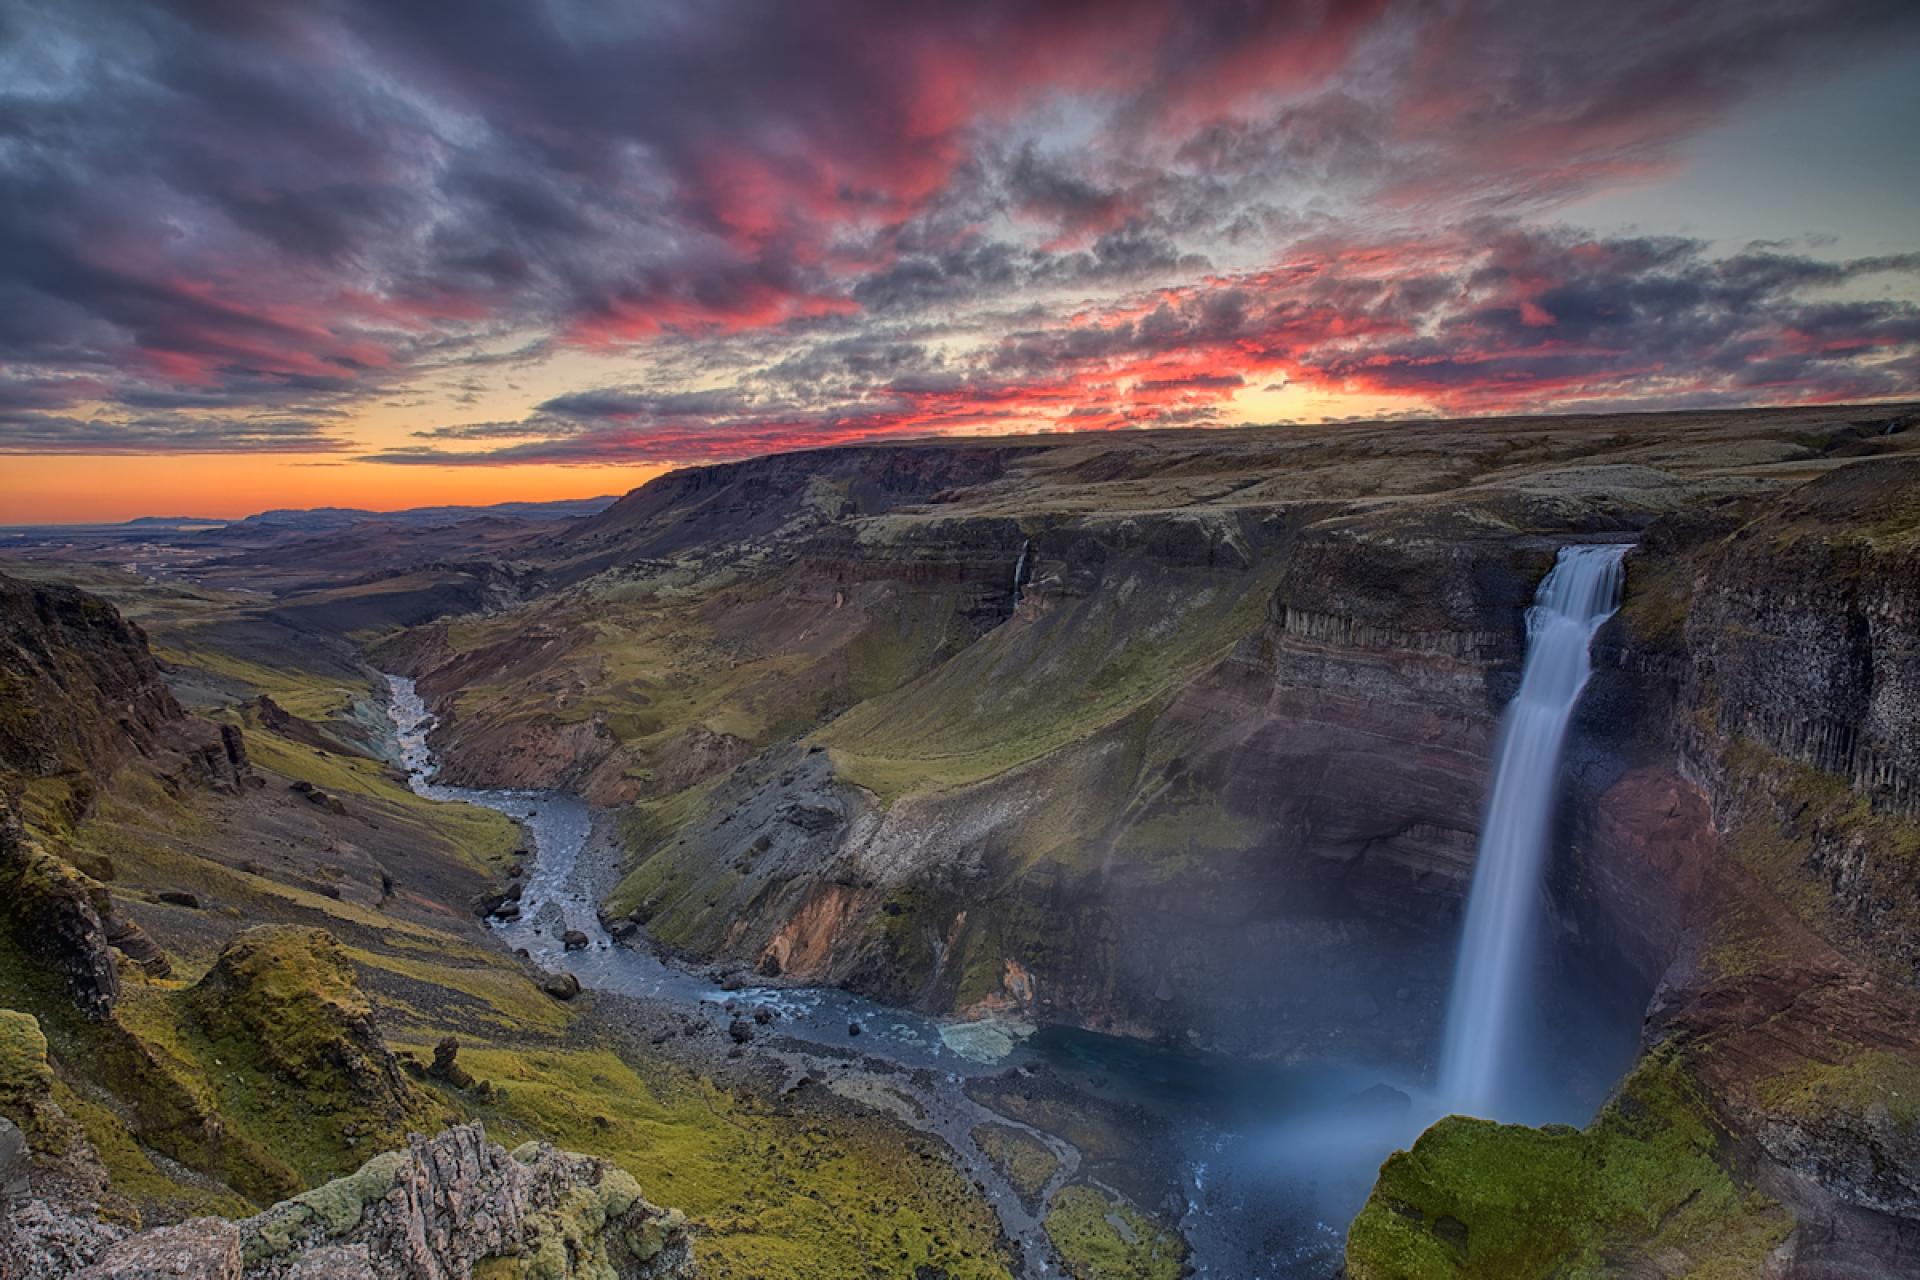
[4,496,620,537]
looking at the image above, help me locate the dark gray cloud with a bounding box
[0,0,1915,459]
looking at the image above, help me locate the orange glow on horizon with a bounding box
[0,454,671,525]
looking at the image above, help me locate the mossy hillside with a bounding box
[0,926,300,1207]
[602,781,725,929]
[49,1075,254,1220]
[1345,1051,1790,1280]
[821,557,1281,804]
[52,729,520,964]
[156,634,370,725]
[0,1008,227,1226]
[428,564,970,793]
[422,1042,1015,1280]
[183,926,452,1184]
[1044,1184,1186,1280]
[244,728,521,873]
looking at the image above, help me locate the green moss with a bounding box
[435,1042,1013,1280]
[50,1078,253,1220]
[0,1008,52,1110]
[1758,1049,1920,1134]
[182,926,451,1185]
[242,1148,409,1263]
[971,1123,1060,1205]
[1346,1051,1790,1280]
[1044,1184,1185,1280]
[1111,794,1259,881]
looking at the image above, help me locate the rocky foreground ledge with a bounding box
[5,1121,695,1280]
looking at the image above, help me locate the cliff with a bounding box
[1347,446,1920,1276]
[395,407,1916,1055]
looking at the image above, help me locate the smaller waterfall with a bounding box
[1012,538,1031,603]
[1438,544,1629,1117]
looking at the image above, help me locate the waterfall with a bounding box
[1012,538,1031,603]
[1438,543,1629,1117]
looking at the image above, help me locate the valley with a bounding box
[3,401,1920,1278]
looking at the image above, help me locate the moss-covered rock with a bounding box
[237,1124,695,1279]
[1346,1052,1790,1279]
[0,1007,52,1109]
[185,925,448,1182]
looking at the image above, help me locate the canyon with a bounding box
[1,401,1918,1277]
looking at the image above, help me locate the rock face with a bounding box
[0,572,184,786]
[600,508,1551,1054]
[236,1124,694,1280]
[0,802,121,1018]
[1347,443,1920,1276]
[38,1124,695,1280]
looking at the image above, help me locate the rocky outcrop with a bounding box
[34,1124,695,1280]
[0,803,120,1018]
[0,573,184,788]
[237,1123,693,1280]
[0,1010,133,1280]
[185,927,445,1164]
[0,571,253,817]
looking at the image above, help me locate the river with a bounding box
[381,672,1624,1278]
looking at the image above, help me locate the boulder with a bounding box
[75,1218,241,1279]
[562,929,590,951]
[540,971,582,1001]
[423,1038,474,1091]
[103,914,170,978]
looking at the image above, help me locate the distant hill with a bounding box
[205,496,620,533]
[2,496,619,539]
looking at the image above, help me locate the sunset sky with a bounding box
[3,0,1918,523]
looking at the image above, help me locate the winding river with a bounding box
[382,672,1623,1278]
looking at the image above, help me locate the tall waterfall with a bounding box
[1012,538,1031,603]
[1438,544,1629,1116]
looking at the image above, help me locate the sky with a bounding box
[2,0,1918,522]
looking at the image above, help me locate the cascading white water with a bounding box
[1012,538,1031,602]
[1438,543,1629,1117]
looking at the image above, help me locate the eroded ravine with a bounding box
[387,673,1097,1275]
